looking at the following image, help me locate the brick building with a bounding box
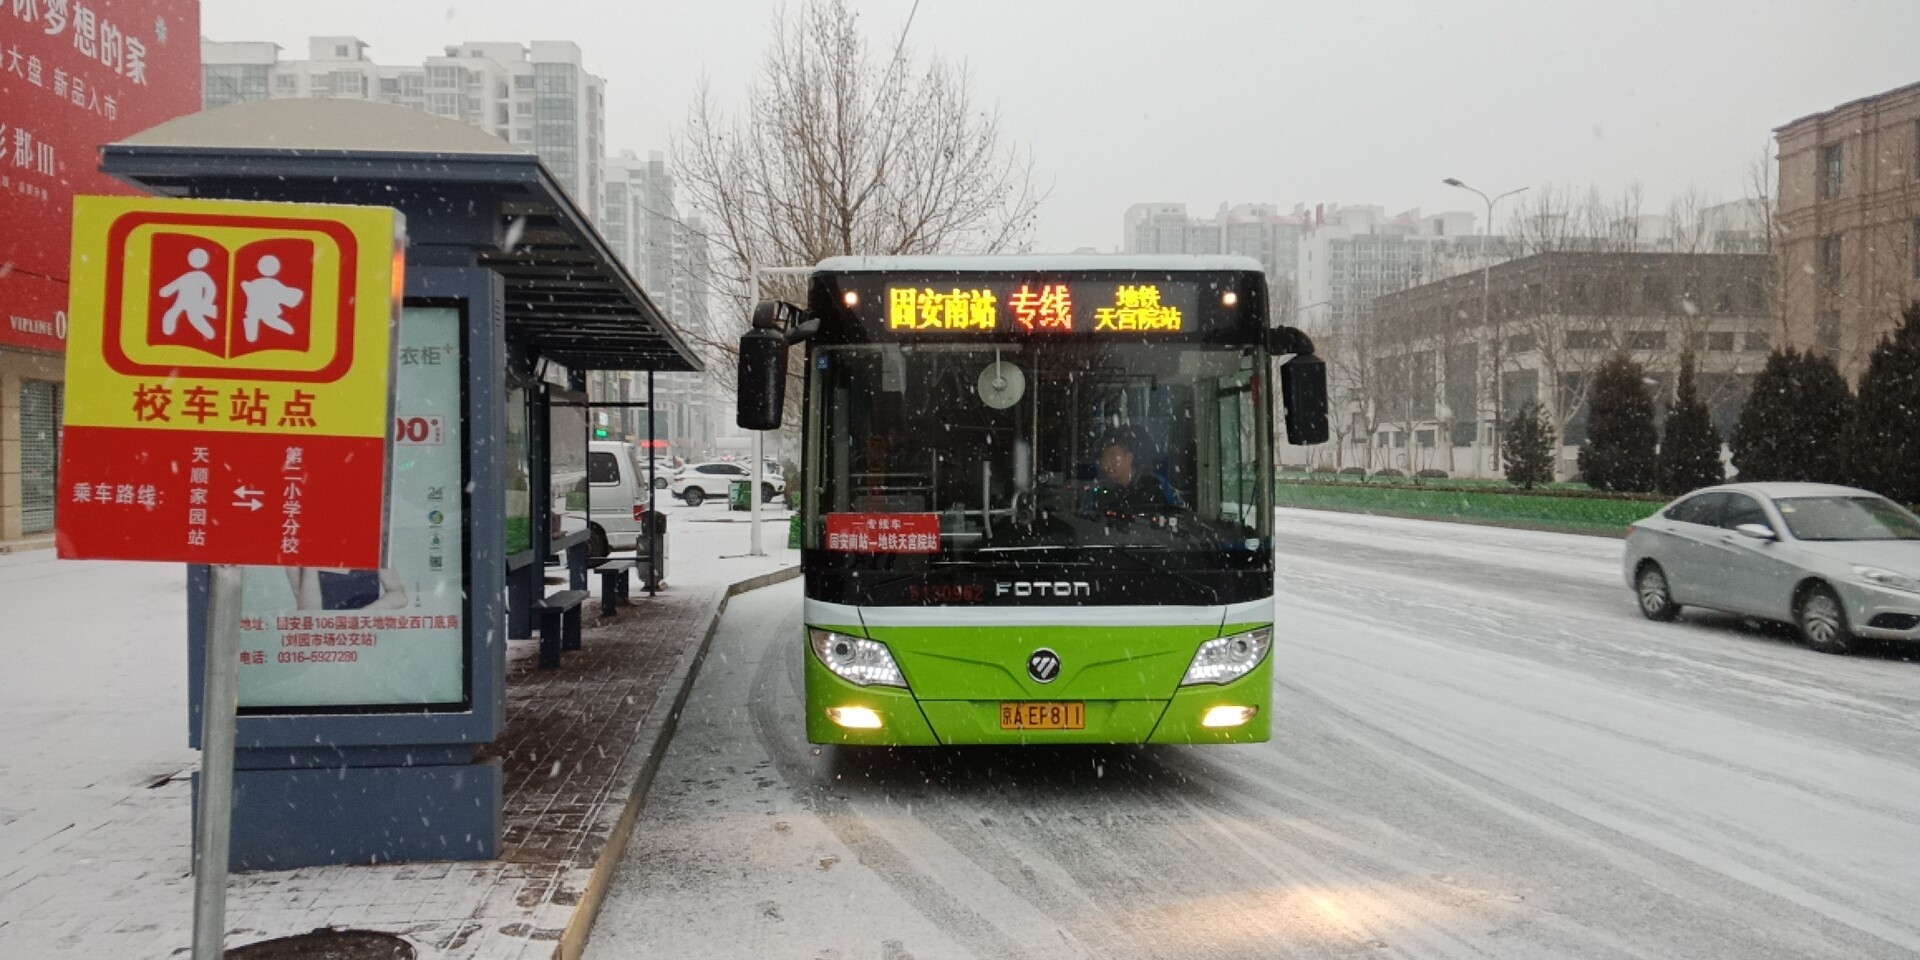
[1775,81,1920,379]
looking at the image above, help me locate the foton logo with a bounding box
[103,211,360,383]
[995,581,1092,598]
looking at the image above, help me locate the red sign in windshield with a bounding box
[825,513,942,553]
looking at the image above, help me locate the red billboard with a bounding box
[0,0,201,354]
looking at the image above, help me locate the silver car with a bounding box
[1624,482,1920,654]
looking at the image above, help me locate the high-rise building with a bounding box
[1774,81,1920,379]
[200,37,604,217]
[1295,204,1482,332]
[1121,202,1307,289]
[602,151,718,457]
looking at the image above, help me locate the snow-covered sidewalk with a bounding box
[0,504,797,959]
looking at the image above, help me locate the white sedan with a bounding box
[1624,482,1920,654]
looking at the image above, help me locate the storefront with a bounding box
[0,0,200,543]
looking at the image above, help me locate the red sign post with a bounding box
[57,194,402,960]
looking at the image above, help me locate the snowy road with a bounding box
[584,510,1920,960]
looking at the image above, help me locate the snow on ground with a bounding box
[0,503,796,958]
[584,508,1920,960]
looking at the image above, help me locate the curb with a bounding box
[1276,503,1630,539]
[0,536,55,555]
[556,563,802,960]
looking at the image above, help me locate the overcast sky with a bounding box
[201,0,1917,252]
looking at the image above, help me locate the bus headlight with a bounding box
[809,629,907,687]
[1181,627,1271,685]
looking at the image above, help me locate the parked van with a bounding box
[572,440,668,556]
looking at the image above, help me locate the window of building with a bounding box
[1567,280,1589,307]
[1818,312,1841,355]
[1559,374,1592,446]
[1714,290,1733,313]
[1505,334,1535,356]
[336,44,350,57]
[1913,219,1920,280]
[1502,370,1539,412]
[379,77,398,95]
[1565,329,1611,350]
[1416,429,1435,448]
[1641,275,1671,309]
[1821,234,1843,289]
[276,73,298,93]
[1822,143,1844,199]
[1627,331,1666,351]
[1746,331,1770,352]
[1706,332,1736,352]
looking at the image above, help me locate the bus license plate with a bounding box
[1000,702,1086,731]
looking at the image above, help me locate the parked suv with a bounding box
[673,460,785,507]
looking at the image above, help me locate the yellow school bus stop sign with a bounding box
[57,196,404,568]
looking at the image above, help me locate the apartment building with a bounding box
[202,36,605,215]
[1775,81,1920,379]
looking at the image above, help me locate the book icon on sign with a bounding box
[147,232,315,359]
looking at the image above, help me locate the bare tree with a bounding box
[676,0,1045,379]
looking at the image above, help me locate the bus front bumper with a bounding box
[805,655,1272,746]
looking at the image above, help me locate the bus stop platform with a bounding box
[0,510,798,959]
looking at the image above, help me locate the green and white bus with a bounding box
[736,256,1327,745]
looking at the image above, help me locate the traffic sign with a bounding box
[56,196,405,568]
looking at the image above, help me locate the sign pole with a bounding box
[748,268,765,557]
[191,563,244,960]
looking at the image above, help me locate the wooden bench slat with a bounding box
[537,590,589,610]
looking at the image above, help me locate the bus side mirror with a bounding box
[736,328,788,431]
[1280,354,1330,446]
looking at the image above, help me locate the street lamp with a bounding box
[1443,177,1528,472]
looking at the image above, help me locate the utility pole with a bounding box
[1443,178,1527,473]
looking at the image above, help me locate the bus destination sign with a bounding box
[883,281,1200,335]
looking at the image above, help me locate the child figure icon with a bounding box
[240,254,304,343]
[156,248,221,340]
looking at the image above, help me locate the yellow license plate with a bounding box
[1000,702,1086,731]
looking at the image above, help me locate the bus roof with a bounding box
[814,254,1265,275]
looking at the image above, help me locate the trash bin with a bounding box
[637,508,668,588]
[728,478,751,511]
[788,514,802,549]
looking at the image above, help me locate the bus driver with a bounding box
[1089,428,1181,516]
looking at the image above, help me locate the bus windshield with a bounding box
[807,340,1271,559]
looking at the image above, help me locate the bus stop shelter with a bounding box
[97,98,702,869]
